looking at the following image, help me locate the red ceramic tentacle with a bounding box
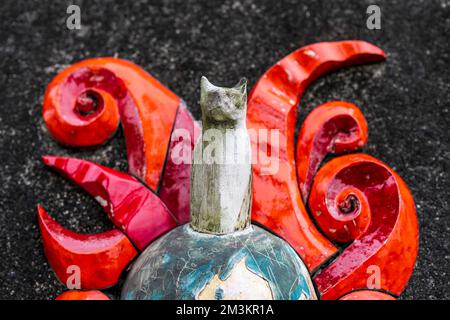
[339,290,396,300]
[158,102,201,224]
[42,155,178,251]
[310,154,418,300]
[296,101,368,202]
[247,40,386,270]
[55,290,111,300]
[38,205,137,289]
[43,57,180,190]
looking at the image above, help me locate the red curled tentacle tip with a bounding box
[356,40,387,58]
[42,155,57,167]
[41,155,178,251]
[311,154,418,299]
[37,205,137,290]
[296,101,368,202]
[55,290,111,300]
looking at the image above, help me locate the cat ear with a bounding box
[200,76,215,97]
[234,77,247,94]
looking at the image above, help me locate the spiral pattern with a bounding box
[43,57,180,190]
[296,101,368,202]
[311,154,418,299]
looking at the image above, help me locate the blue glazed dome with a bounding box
[121,224,317,300]
[121,78,317,300]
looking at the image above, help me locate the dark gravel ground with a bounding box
[0,0,448,300]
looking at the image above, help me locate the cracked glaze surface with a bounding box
[121,225,316,300]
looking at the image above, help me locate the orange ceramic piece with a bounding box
[55,290,111,300]
[43,58,180,190]
[296,101,368,202]
[339,290,396,300]
[311,154,418,299]
[38,206,137,289]
[247,40,386,270]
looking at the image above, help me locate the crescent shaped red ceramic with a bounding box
[38,205,137,289]
[247,40,386,270]
[296,101,368,202]
[43,57,180,190]
[310,154,418,299]
[42,155,178,250]
[158,102,201,224]
[55,290,111,300]
[339,290,396,300]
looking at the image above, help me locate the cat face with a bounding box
[200,76,247,123]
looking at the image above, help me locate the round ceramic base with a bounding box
[121,224,317,300]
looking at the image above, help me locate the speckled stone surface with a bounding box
[0,0,448,299]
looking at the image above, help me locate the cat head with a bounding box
[200,76,247,123]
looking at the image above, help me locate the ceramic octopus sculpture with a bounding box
[38,40,418,300]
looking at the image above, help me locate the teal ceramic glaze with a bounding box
[121,225,316,300]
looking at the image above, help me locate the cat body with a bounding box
[190,77,252,234]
